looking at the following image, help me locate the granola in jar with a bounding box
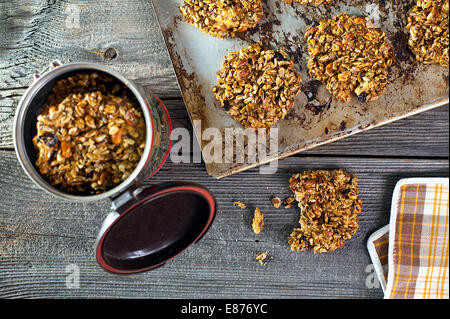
[213,42,303,130]
[406,0,449,68]
[33,72,146,195]
[179,0,264,39]
[305,13,396,103]
[288,169,363,253]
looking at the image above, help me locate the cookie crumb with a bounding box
[284,196,295,209]
[255,252,268,266]
[233,201,246,209]
[271,196,281,208]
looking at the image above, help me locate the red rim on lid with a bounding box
[95,182,216,274]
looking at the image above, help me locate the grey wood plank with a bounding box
[0,0,176,93]
[0,150,447,298]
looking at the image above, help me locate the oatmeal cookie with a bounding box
[213,43,303,130]
[305,13,395,103]
[179,0,264,39]
[406,0,449,68]
[285,0,333,5]
[288,169,363,253]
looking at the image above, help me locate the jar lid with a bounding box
[95,182,216,274]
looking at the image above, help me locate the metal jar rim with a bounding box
[13,62,154,201]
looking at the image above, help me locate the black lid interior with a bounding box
[96,185,215,273]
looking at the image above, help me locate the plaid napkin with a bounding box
[368,178,449,299]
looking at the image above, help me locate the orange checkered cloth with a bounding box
[368,178,449,299]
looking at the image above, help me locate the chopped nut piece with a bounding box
[213,43,303,130]
[180,0,264,39]
[252,207,264,234]
[288,169,363,253]
[271,196,281,208]
[305,13,395,103]
[233,201,247,209]
[406,0,449,68]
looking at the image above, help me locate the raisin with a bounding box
[274,50,286,61]
[357,91,368,103]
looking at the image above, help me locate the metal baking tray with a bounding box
[151,0,449,178]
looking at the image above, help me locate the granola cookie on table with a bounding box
[406,0,449,68]
[212,42,303,130]
[179,0,264,39]
[288,169,363,253]
[305,13,396,103]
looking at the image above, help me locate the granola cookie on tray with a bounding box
[179,0,264,39]
[212,42,303,130]
[305,13,396,103]
[406,0,449,68]
[288,169,363,253]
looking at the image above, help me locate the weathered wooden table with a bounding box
[0,1,448,299]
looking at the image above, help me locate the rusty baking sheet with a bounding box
[151,0,449,178]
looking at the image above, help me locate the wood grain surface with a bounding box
[0,0,448,299]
